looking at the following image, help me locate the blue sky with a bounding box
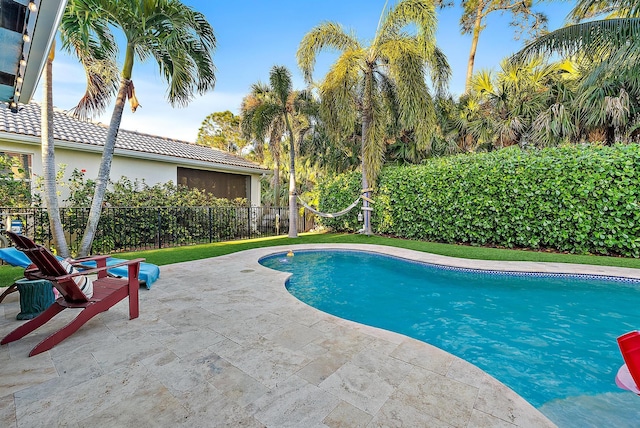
[36,0,576,142]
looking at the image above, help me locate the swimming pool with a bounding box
[260,249,640,428]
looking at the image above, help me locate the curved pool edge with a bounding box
[246,243,576,426]
[256,243,640,281]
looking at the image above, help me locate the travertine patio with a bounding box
[6,243,634,427]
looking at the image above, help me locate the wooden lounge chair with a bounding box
[1,231,144,356]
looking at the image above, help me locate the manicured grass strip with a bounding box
[0,266,25,289]
[117,232,640,269]
[2,232,639,288]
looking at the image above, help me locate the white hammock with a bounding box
[297,195,362,218]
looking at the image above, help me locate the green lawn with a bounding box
[2,232,640,288]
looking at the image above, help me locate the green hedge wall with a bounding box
[317,145,640,257]
[317,171,363,232]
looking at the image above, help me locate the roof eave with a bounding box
[17,0,69,104]
[0,132,269,175]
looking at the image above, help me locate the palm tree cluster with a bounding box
[233,0,640,237]
[451,56,640,150]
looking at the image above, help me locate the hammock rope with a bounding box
[297,195,363,218]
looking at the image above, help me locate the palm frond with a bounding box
[377,0,437,53]
[60,0,119,118]
[297,22,360,82]
[514,18,640,62]
[269,66,293,107]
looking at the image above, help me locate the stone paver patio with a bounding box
[3,244,638,427]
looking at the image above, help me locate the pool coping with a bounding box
[4,243,636,426]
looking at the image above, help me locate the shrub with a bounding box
[0,154,31,206]
[319,145,640,257]
[316,171,363,231]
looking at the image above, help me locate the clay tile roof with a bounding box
[0,102,268,172]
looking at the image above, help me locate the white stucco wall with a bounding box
[0,137,264,206]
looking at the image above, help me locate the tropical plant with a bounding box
[465,57,574,149]
[513,0,640,146]
[241,82,283,205]
[62,0,216,256]
[437,0,546,92]
[297,0,450,235]
[240,66,310,238]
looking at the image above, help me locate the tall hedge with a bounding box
[317,145,640,257]
[317,171,363,232]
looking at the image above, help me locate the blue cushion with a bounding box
[0,247,160,288]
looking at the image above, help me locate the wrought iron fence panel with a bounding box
[0,206,308,255]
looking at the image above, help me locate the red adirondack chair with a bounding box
[1,231,144,356]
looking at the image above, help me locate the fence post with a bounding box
[157,207,162,249]
[208,206,213,243]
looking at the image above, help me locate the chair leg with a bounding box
[29,290,134,356]
[0,283,18,303]
[29,304,104,356]
[129,282,139,320]
[1,303,65,345]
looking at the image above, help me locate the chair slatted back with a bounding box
[5,231,88,302]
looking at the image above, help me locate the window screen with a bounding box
[177,167,249,200]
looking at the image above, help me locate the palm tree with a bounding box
[40,44,70,257]
[241,82,284,208]
[40,11,118,257]
[514,0,640,89]
[240,66,308,238]
[513,0,640,146]
[297,0,450,235]
[62,0,216,256]
[466,57,569,149]
[449,0,547,92]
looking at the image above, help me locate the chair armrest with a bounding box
[57,258,145,281]
[74,255,111,262]
[71,255,111,272]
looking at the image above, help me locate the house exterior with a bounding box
[0,102,268,205]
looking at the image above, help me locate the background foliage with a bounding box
[5,171,251,254]
[319,145,640,257]
[0,154,31,207]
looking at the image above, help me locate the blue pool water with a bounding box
[260,250,640,427]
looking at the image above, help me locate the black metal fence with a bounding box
[0,206,313,254]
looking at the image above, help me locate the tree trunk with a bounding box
[605,125,615,146]
[465,1,485,93]
[273,163,280,207]
[78,79,130,256]
[361,69,374,236]
[284,114,298,238]
[361,121,371,236]
[41,44,70,257]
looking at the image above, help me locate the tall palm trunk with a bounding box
[273,163,280,206]
[41,44,70,257]
[361,121,371,236]
[360,69,374,236]
[465,1,485,93]
[79,44,135,256]
[78,78,130,256]
[284,114,298,238]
